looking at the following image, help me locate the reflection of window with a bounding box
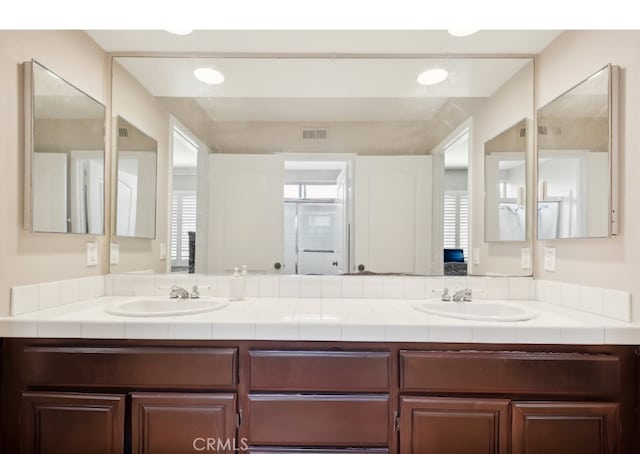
[444,191,469,259]
[283,183,337,200]
[171,191,197,266]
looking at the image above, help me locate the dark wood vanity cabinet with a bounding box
[1,340,637,454]
[20,392,125,454]
[131,393,237,454]
[399,396,510,454]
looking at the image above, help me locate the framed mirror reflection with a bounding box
[537,64,619,240]
[24,60,106,235]
[111,56,535,277]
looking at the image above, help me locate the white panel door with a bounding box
[32,152,67,233]
[354,155,432,274]
[208,154,284,273]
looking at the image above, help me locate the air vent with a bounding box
[537,125,562,136]
[118,127,129,138]
[519,127,526,138]
[302,128,328,141]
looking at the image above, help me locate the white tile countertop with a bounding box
[1,296,639,344]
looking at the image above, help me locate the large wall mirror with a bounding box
[537,64,619,240]
[484,119,528,242]
[24,60,105,234]
[114,116,158,239]
[111,56,534,276]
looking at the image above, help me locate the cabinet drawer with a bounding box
[248,394,390,446]
[249,449,389,454]
[249,350,390,391]
[22,346,238,389]
[400,350,620,397]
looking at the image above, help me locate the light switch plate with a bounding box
[520,247,531,269]
[110,242,120,265]
[160,243,167,260]
[472,248,480,265]
[544,247,556,272]
[86,241,98,266]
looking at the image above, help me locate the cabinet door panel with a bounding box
[400,396,509,454]
[512,402,620,454]
[132,393,237,454]
[20,392,125,454]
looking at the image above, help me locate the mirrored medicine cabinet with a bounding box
[24,60,106,235]
[537,64,619,240]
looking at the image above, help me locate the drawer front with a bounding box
[249,449,389,454]
[249,350,390,391]
[248,394,390,446]
[22,346,238,389]
[400,350,620,397]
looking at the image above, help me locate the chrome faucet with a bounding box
[452,288,472,302]
[169,285,190,299]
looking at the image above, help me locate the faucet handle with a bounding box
[169,285,180,299]
[463,288,472,302]
[441,288,451,301]
[191,285,200,299]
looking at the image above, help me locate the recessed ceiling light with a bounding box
[417,68,448,86]
[166,29,193,36]
[448,29,479,37]
[194,68,225,85]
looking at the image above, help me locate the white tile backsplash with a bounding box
[508,278,533,300]
[10,285,38,316]
[134,275,156,297]
[403,278,426,299]
[486,278,509,299]
[113,274,134,297]
[560,283,581,310]
[341,277,363,298]
[362,277,384,299]
[602,289,631,322]
[38,282,61,310]
[279,276,301,297]
[320,276,342,298]
[300,277,322,297]
[383,278,404,299]
[60,279,80,305]
[580,286,604,315]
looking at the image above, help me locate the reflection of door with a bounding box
[355,156,432,274]
[70,150,104,234]
[116,158,138,236]
[297,203,339,275]
[32,152,67,232]
[208,154,284,273]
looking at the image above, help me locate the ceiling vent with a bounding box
[302,128,328,141]
[519,127,526,137]
[537,125,562,136]
[118,127,129,138]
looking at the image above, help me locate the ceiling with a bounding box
[87,30,561,55]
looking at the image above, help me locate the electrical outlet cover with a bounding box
[544,247,556,272]
[86,241,98,266]
[521,247,531,269]
[110,242,120,265]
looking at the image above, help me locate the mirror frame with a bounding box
[112,115,159,240]
[23,59,107,235]
[536,64,619,240]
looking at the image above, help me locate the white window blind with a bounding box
[443,190,469,259]
[171,191,197,266]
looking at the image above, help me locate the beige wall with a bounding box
[534,30,640,320]
[0,31,110,315]
[470,61,534,276]
[111,61,170,273]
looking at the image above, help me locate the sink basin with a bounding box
[412,301,538,322]
[104,298,228,317]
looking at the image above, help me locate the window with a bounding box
[283,183,337,200]
[171,191,197,267]
[443,190,469,259]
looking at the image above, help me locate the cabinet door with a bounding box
[20,391,125,454]
[131,393,237,454]
[399,396,509,454]
[512,402,620,454]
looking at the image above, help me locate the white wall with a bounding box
[0,31,110,316]
[534,30,640,321]
[471,62,534,276]
[111,61,170,273]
